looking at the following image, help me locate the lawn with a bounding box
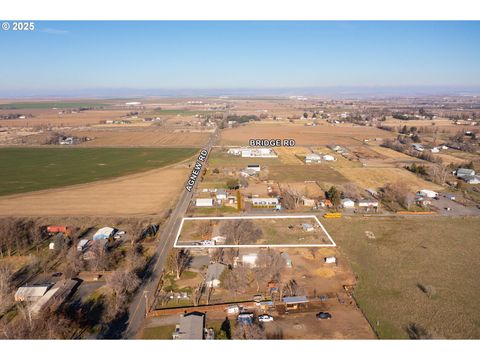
[0,147,197,196]
[323,216,480,339]
[142,325,176,339]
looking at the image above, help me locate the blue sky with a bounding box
[0,21,479,95]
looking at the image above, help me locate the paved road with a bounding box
[123,128,218,339]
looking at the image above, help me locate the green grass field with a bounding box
[0,102,109,109]
[323,216,480,339]
[0,147,197,196]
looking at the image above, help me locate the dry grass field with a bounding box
[220,123,393,146]
[71,129,211,147]
[0,109,129,127]
[336,167,444,192]
[275,146,310,164]
[0,164,191,216]
[323,216,480,339]
[267,164,350,184]
[278,182,324,197]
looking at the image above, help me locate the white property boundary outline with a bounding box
[173,215,336,248]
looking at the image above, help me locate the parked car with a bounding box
[316,312,332,320]
[258,314,274,322]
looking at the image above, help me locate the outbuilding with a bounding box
[341,198,355,208]
[93,227,115,241]
[196,198,214,207]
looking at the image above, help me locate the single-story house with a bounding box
[251,197,279,208]
[322,154,335,161]
[206,263,227,288]
[282,296,309,310]
[216,189,228,200]
[341,198,355,208]
[456,168,475,178]
[196,198,214,207]
[305,153,322,163]
[172,312,206,340]
[14,284,52,302]
[358,199,379,208]
[430,147,440,153]
[93,227,115,241]
[417,189,438,198]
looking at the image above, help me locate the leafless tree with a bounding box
[283,279,299,297]
[62,246,84,279]
[167,249,192,280]
[431,164,449,185]
[220,220,262,247]
[0,263,13,313]
[282,185,305,210]
[129,220,144,245]
[106,270,141,317]
[233,322,266,340]
[341,183,360,199]
[253,249,285,292]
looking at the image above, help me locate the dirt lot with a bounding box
[220,122,393,146]
[0,163,191,216]
[323,216,480,339]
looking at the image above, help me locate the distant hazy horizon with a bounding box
[1,86,479,100]
[1,21,479,97]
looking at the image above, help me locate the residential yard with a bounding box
[177,217,333,246]
[323,216,480,339]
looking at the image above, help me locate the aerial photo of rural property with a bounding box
[1,20,480,342]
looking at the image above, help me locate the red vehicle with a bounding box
[47,226,72,236]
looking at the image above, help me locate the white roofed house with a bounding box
[14,284,52,302]
[304,153,322,163]
[322,154,335,161]
[357,199,379,212]
[196,198,214,207]
[341,198,355,208]
[251,197,280,208]
[455,168,475,178]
